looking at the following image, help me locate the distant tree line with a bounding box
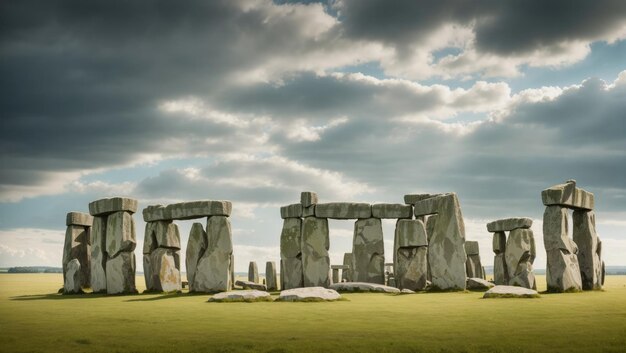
[7,266,62,273]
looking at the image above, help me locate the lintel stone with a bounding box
[315,203,371,219]
[66,212,93,227]
[280,203,303,219]
[487,218,533,232]
[89,197,138,216]
[372,203,412,219]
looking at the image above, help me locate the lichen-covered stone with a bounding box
[315,203,371,219]
[466,277,494,291]
[493,253,508,285]
[301,191,318,207]
[248,261,259,283]
[278,287,341,301]
[235,280,267,291]
[483,285,540,298]
[90,216,107,293]
[486,218,533,232]
[541,180,594,210]
[186,222,207,291]
[105,211,136,258]
[89,197,138,216]
[280,218,303,289]
[352,218,384,284]
[193,216,233,292]
[403,194,441,205]
[106,252,136,294]
[63,224,90,288]
[371,203,412,219]
[543,205,582,292]
[280,203,303,219]
[505,228,536,289]
[414,193,467,291]
[148,248,181,292]
[209,290,272,302]
[394,219,428,290]
[266,261,278,290]
[66,212,93,227]
[142,201,232,222]
[302,217,330,287]
[64,259,82,294]
[342,253,352,282]
[329,282,401,293]
[573,210,603,290]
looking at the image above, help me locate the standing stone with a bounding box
[106,252,136,294]
[394,219,428,290]
[248,261,259,283]
[149,248,181,292]
[301,192,318,207]
[193,216,233,292]
[186,222,207,291]
[143,254,153,291]
[425,215,437,281]
[302,217,330,287]
[573,210,603,290]
[63,224,90,288]
[90,216,107,293]
[64,259,82,294]
[464,241,484,280]
[505,228,536,289]
[414,193,467,291]
[543,205,582,292]
[266,261,278,290]
[280,218,303,289]
[342,253,352,282]
[492,231,508,285]
[332,268,340,284]
[352,218,385,284]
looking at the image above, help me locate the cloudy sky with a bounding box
[1,0,626,272]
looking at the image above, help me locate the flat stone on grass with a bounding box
[277,287,342,302]
[483,285,540,298]
[329,282,401,293]
[467,277,495,291]
[235,280,267,291]
[208,290,272,302]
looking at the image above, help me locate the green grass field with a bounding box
[1,274,625,353]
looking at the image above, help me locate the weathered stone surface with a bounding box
[148,248,181,292]
[403,194,441,205]
[543,205,582,292]
[63,225,90,288]
[394,219,428,290]
[280,203,302,219]
[467,277,494,291]
[248,261,259,283]
[466,254,484,280]
[278,287,342,301]
[342,253,352,282]
[401,289,416,294]
[493,253,508,285]
[464,241,479,255]
[371,204,412,219]
[493,231,506,253]
[144,221,181,252]
[105,211,136,258]
[301,192,318,207]
[266,261,278,290]
[186,222,207,291]
[89,197,138,216]
[332,268,340,284]
[143,222,157,255]
[143,254,153,291]
[280,218,303,290]
[235,280,267,291]
[106,252,136,294]
[352,218,384,284]
[329,282,401,293]
[425,215,437,243]
[486,218,533,232]
[142,201,232,222]
[66,212,93,227]
[302,217,330,287]
[193,216,233,292]
[573,210,603,290]
[413,193,467,291]
[541,180,594,210]
[64,259,82,294]
[505,228,536,289]
[302,205,315,217]
[208,290,272,302]
[90,216,107,293]
[315,203,372,219]
[483,285,540,298]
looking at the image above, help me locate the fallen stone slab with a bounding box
[329,282,401,293]
[483,285,540,298]
[208,290,272,302]
[315,203,372,219]
[541,180,594,210]
[371,203,412,219]
[301,191,318,207]
[235,280,267,291]
[401,289,416,294]
[66,212,93,227]
[143,201,232,221]
[277,287,342,302]
[403,194,442,205]
[467,277,495,291]
[89,197,138,216]
[487,218,533,232]
[280,203,303,219]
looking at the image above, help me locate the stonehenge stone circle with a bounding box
[248,261,259,283]
[266,261,278,290]
[411,193,467,291]
[487,217,535,289]
[63,212,92,291]
[541,180,601,292]
[464,241,484,280]
[394,219,428,291]
[352,218,385,284]
[301,216,330,287]
[89,197,138,294]
[64,258,82,294]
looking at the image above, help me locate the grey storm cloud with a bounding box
[336,0,626,55]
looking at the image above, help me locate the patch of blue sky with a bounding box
[334,61,387,79]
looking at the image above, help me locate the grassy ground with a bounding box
[1,275,625,353]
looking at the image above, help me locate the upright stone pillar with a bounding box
[505,228,536,289]
[88,197,138,295]
[63,212,93,292]
[186,222,208,292]
[464,241,484,279]
[492,231,508,285]
[302,217,330,287]
[144,221,181,292]
[573,210,603,290]
[544,205,582,292]
[394,219,428,290]
[280,218,303,289]
[352,218,384,284]
[266,261,278,290]
[248,261,259,283]
[194,216,233,292]
[342,253,352,282]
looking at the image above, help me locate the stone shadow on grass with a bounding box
[11,292,111,301]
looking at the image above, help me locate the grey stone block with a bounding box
[315,203,371,219]
[371,203,412,219]
[280,203,302,219]
[486,217,533,232]
[66,212,93,227]
[89,197,138,216]
[300,191,318,207]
